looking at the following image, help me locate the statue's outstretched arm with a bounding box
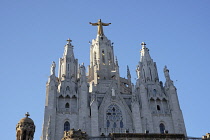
[102,23,111,26]
[89,22,98,26]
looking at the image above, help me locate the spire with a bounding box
[136,42,159,83]
[127,65,131,78]
[140,42,152,62]
[58,38,78,80]
[89,19,111,36]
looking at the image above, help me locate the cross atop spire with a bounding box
[25,112,30,118]
[66,38,72,45]
[89,19,111,36]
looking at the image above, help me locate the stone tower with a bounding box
[41,19,187,140]
[16,112,35,140]
[41,39,89,140]
[135,42,187,135]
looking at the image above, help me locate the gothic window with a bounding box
[106,104,123,128]
[65,103,69,108]
[157,105,161,111]
[64,121,70,131]
[159,123,165,134]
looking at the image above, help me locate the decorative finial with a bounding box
[25,112,30,118]
[89,19,111,36]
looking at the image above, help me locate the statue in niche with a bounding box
[111,88,115,96]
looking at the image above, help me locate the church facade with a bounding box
[40,19,187,140]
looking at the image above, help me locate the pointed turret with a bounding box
[136,42,159,84]
[127,65,131,79]
[163,66,187,136]
[78,63,89,132]
[58,38,78,81]
[127,65,132,89]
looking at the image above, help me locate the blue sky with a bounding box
[0,0,209,139]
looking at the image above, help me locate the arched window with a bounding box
[106,104,123,128]
[157,105,161,111]
[65,103,69,108]
[159,123,165,134]
[66,86,70,91]
[64,121,70,131]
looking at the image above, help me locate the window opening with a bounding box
[159,123,165,134]
[65,103,69,108]
[106,104,123,128]
[64,121,70,131]
[102,50,105,64]
[157,105,161,110]
[153,89,157,95]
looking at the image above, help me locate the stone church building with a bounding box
[16,19,187,140]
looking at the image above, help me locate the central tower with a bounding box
[88,19,119,88]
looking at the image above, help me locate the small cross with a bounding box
[25,112,30,117]
[66,38,72,44]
